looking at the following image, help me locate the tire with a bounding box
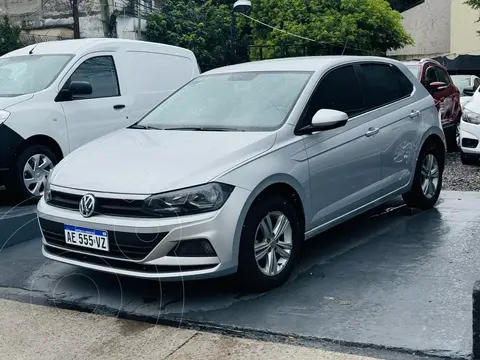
[460,151,478,165]
[237,195,302,293]
[9,145,58,202]
[402,140,444,210]
[446,115,460,152]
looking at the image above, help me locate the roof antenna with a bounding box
[29,42,39,55]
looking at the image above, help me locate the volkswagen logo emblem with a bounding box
[79,193,96,218]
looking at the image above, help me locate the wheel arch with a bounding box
[232,175,308,265]
[12,135,64,166]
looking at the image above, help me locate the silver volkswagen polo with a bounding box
[38,56,445,292]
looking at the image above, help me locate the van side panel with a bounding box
[122,51,198,122]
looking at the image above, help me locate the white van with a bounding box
[0,38,199,200]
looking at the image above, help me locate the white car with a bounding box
[459,85,480,164]
[451,74,480,108]
[0,38,199,200]
[37,56,445,292]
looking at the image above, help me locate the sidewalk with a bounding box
[0,299,376,360]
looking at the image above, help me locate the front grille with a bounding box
[39,218,168,261]
[462,138,479,149]
[44,245,216,273]
[48,190,148,218]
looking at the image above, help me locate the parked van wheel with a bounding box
[237,195,302,293]
[402,141,444,210]
[10,145,58,202]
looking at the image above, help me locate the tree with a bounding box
[248,0,414,59]
[464,0,480,36]
[0,16,21,56]
[146,0,244,71]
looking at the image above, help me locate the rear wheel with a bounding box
[402,140,444,210]
[237,195,302,293]
[9,145,57,202]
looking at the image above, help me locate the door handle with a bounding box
[409,110,420,118]
[365,127,379,137]
[113,104,126,110]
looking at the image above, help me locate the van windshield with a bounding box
[0,54,73,97]
[136,71,313,132]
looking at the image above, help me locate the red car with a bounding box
[403,59,462,149]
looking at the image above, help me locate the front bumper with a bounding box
[38,185,251,281]
[459,119,480,154]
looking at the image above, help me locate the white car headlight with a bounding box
[463,109,480,125]
[0,110,11,124]
[143,182,234,217]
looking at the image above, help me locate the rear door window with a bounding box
[434,67,451,85]
[358,63,411,111]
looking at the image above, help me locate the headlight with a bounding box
[0,110,10,124]
[44,174,52,202]
[463,109,480,125]
[143,182,234,217]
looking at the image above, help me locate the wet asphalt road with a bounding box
[0,191,478,359]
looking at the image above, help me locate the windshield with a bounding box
[136,71,313,131]
[405,64,420,79]
[0,54,72,97]
[451,75,471,95]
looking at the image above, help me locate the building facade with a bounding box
[387,0,480,60]
[0,0,153,40]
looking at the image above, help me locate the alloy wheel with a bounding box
[254,211,293,277]
[23,154,54,196]
[420,154,440,199]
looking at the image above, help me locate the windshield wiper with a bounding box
[128,124,163,130]
[163,126,244,132]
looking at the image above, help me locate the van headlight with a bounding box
[463,109,480,125]
[0,110,10,124]
[143,182,234,217]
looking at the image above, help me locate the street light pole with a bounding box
[231,10,237,63]
[231,0,251,64]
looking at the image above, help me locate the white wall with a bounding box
[388,0,451,59]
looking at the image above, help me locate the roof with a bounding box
[1,38,194,58]
[204,56,403,75]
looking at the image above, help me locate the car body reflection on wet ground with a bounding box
[0,191,478,359]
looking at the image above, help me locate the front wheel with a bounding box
[237,195,302,293]
[9,145,57,202]
[402,141,444,210]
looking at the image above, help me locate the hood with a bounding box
[0,94,34,110]
[52,128,276,194]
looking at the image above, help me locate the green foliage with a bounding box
[146,0,241,71]
[0,16,21,56]
[464,0,480,36]
[249,0,414,59]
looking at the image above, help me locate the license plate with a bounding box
[64,225,109,252]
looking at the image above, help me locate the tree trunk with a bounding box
[72,0,80,39]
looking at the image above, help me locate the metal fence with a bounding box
[249,44,384,61]
[19,33,68,46]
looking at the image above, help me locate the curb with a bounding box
[473,281,480,360]
[0,206,40,249]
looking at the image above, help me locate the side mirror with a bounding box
[463,85,475,96]
[300,109,348,134]
[55,81,93,102]
[429,81,447,92]
[69,81,92,96]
